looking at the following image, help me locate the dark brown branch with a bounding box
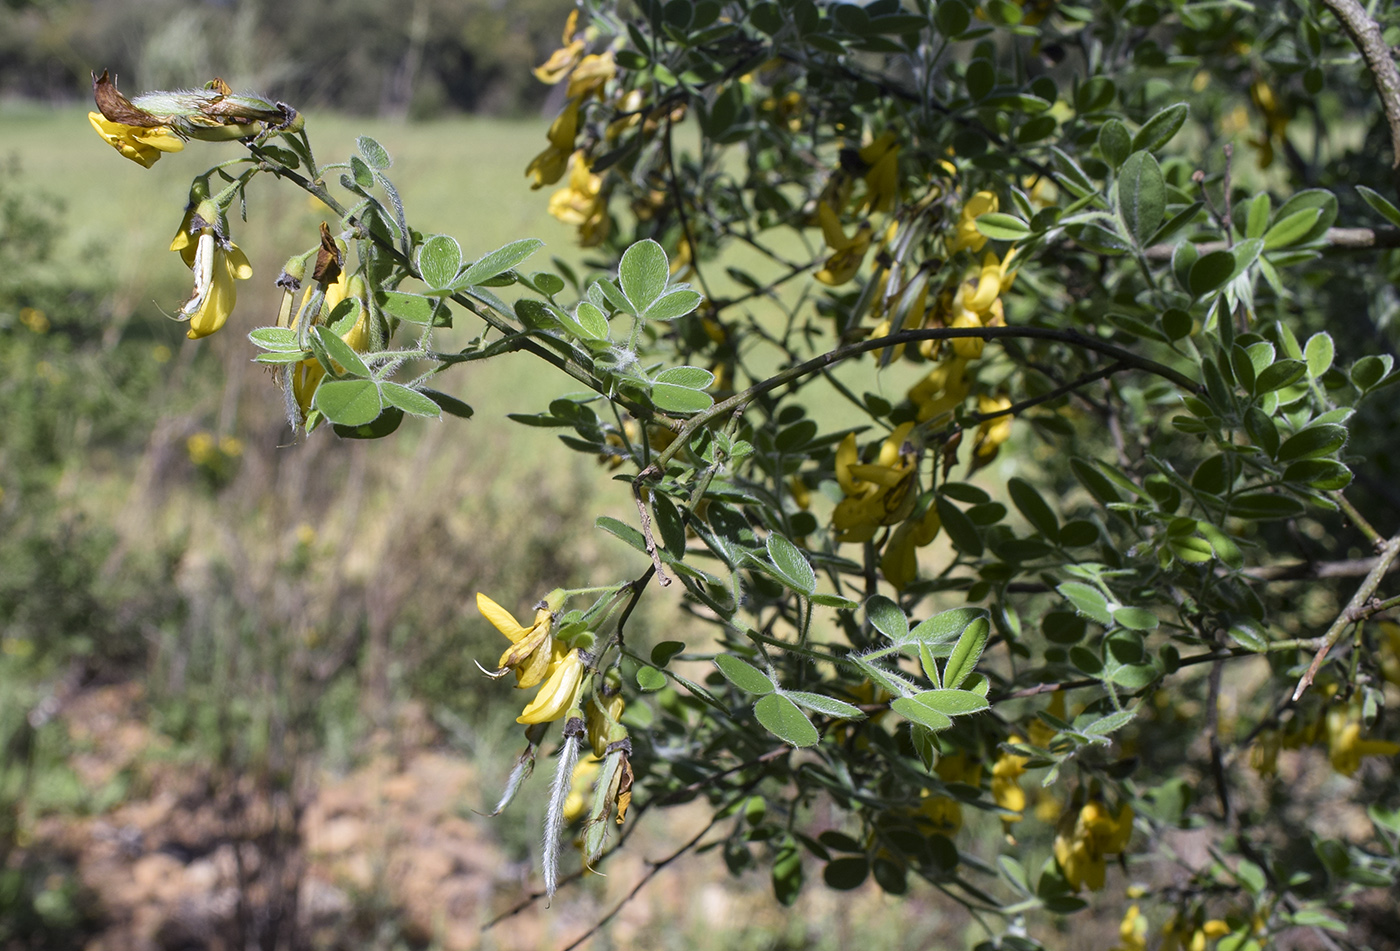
[1319,0,1400,194]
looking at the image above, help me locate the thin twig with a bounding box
[633,486,673,588]
[1294,529,1400,700]
[1142,226,1400,261]
[557,813,723,951]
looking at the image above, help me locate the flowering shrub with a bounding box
[90,0,1400,946]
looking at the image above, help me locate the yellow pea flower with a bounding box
[878,502,940,590]
[832,422,918,543]
[526,100,580,189]
[169,205,252,340]
[1053,799,1133,891]
[477,592,556,689]
[564,755,601,822]
[950,190,998,254]
[814,201,874,285]
[548,150,610,246]
[566,52,616,101]
[974,393,1014,463]
[586,691,625,758]
[857,130,900,214]
[1027,691,1066,748]
[1325,702,1400,776]
[1161,914,1231,951]
[1114,904,1149,951]
[89,112,184,167]
[288,267,361,419]
[518,647,585,724]
[918,751,983,836]
[991,741,1029,824]
[534,9,584,84]
[908,357,971,423]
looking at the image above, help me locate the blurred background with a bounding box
[0,1,979,949]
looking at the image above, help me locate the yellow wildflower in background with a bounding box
[1325,702,1400,776]
[1114,904,1149,951]
[973,393,1014,464]
[908,357,970,423]
[88,112,184,167]
[566,52,616,101]
[526,101,580,189]
[1053,799,1134,891]
[991,740,1029,826]
[857,130,900,214]
[918,751,983,836]
[1161,914,1231,951]
[533,9,584,84]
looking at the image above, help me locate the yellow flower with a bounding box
[918,751,983,836]
[814,201,874,285]
[908,357,971,423]
[858,130,900,214]
[88,112,184,167]
[1027,691,1065,748]
[564,755,601,822]
[288,267,361,419]
[974,393,1014,463]
[1161,914,1231,951]
[833,422,918,544]
[991,741,1028,823]
[548,150,610,246]
[1114,904,1149,951]
[1053,799,1133,891]
[566,52,616,101]
[170,208,252,340]
[878,502,940,590]
[950,191,998,254]
[526,101,580,189]
[586,691,625,758]
[534,9,584,83]
[477,592,556,689]
[1325,702,1400,776]
[518,647,585,724]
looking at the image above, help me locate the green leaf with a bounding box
[1008,477,1059,541]
[314,379,382,426]
[249,327,302,350]
[1255,359,1306,393]
[908,608,987,646]
[651,641,685,666]
[314,326,370,378]
[974,212,1032,241]
[421,388,472,418]
[1188,250,1236,297]
[1229,492,1308,520]
[460,238,544,287]
[1228,622,1269,652]
[1262,207,1322,250]
[1083,708,1137,737]
[784,690,865,720]
[618,239,670,314]
[1277,423,1348,461]
[1304,332,1335,378]
[848,655,913,699]
[1097,119,1131,169]
[755,693,819,747]
[1272,188,1338,245]
[651,383,714,414]
[1133,102,1189,152]
[1357,184,1400,227]
[655,366,715,388]
[1351,354,1393,391]
[890,696,953,732]
[255,349,312,365]
[1113,606,1159,631]
[635,665,667,691]
[332,406,402,439]
[767,533,816,595]
[936,496,983,556]
[1282,459,1353,491]
[824,857,869,890]
[1058,581,1112,625]
[564,301,609,341]
[381,382,441,418]
[645,288,703,321]
[714,654,775,695]
[866,595,909,642]
[908,689,989,718]
[418,234,462,289]
[1117,151,1166,247]
[942,618,990,689]
[377,290,446,326]
[357,135,391,169]
[1245,193,1271,239]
